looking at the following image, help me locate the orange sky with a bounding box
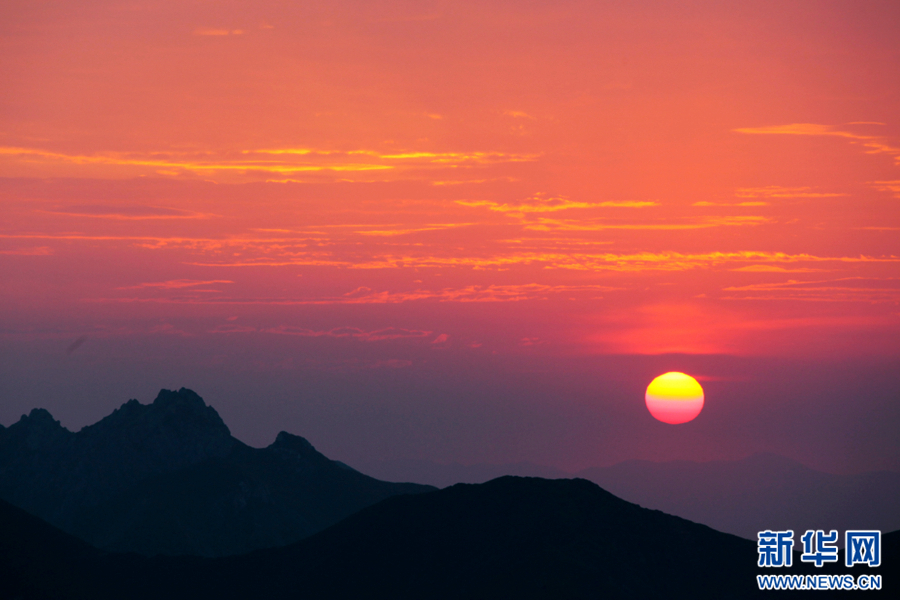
[1,0,898,472]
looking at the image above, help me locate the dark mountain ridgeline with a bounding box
[0,497,109,600]
[0,388,433,557]
[216,475,763,600]
[0,389,235,522]
[358,457,571,488]
[2,389,895,598]
[362,454,900,542]
[2,478,895,600]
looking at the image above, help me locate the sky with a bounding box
[1,0,898,474]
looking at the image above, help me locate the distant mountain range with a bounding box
[13,476,888,600]
[2,386,896,571]
[358,457,571,487]
[0,388,433,557]
[1,390,896,598]
[362,455,900,541]
[580,455,900,541]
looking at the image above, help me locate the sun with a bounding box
[645,372,704,424]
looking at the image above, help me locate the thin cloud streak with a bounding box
[734,123,900,164]
[870,180,900,196]
[0,145,537,181]
[118,279,234,290]
[722,277,900,303]
[456,198,657,213]
[523,216,769,231]
[187,250,900,271]
[0,246,53,256]
[94,283,623,306]
[35,208,217,220]
[734,186,846,199]
[212,325,435,342]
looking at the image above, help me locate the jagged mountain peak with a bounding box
[20,407,64,427]
[2,408,72,450]
[46,389,241,505]
[82,388,233,444]
[152,387,207,410]
[271,431,316,452]
[0,388,435,557]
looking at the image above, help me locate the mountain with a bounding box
[0,389,236,523]
[198,476,765,600]
[0,497,109,600]
[578,454,900,541]
[358,454,900,543]
[0,477,809,599]
[0,388,433,557]
[4,477,894,600]
[357,457,570,488]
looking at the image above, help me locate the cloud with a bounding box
[692,201,768,207]
[94,283,622,307]
[594,201,658,208]
[0,145,537,181]
[735,186,846,199]
[374,14,442,23]
[193,28,243,36]
[6,232,897,274]
[0,246,53,255]
[735,123,841,136]
[118,279,234,290]
[734,123,900,164]
[431,177,517,186]
[37,204,215,220]
[183,248,899,272]
[0,146,380,175]
[503,110,535,119]
[731,265,824,273]
[354,222,476,237]
[213,325,433,342]
[525,215,768,232]
[456,196,657,214]
[586,302,897,355]
[326,284,621,303]
[234,356,414,373]
[870,180,900,196]
[722,277,900,303]
[251,148,538,165]
[361,150,539,164]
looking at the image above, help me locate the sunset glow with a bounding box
[1,0,898,474]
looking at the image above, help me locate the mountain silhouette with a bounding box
[202,475,763,600]
[358,457,571,487]
[0,497,108,600]
[2,477,893,600]
[359,454,900,542]
[0,388,433,557]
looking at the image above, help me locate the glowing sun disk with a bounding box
[645,372,705,424]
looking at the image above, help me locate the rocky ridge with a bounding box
[0,388,433,556]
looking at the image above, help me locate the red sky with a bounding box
[1,0,898,473]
